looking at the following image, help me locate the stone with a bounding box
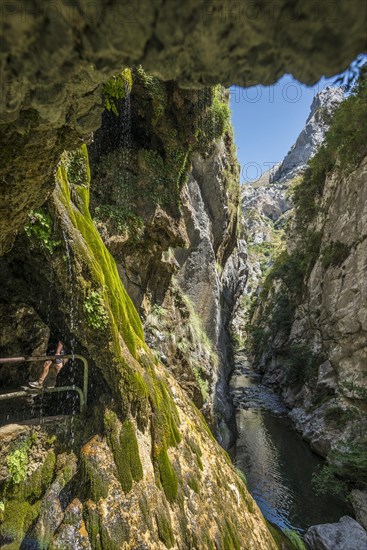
[305,516,367,550]
[1,1,366,254]
[316,360,337,393]
[351,490,367,531]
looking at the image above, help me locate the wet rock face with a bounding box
[1,1,366,254]
[0,303,49,386]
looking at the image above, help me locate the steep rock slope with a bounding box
[0,147,277,549]
[1,1,366,254]
[271,86,344,184]
[88,70,246,446]
[248,73,367,482]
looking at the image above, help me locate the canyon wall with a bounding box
[0,145,276,549]
[247,75,367,482]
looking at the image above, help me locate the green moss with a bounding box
[155,505,175,548]
[84,503,102,550]
[104,411,143,493]
[56,145,145,361]
[138,494,153,531]
[187,473,200,494]
[20,451,56,502]
[266,522,290,550]
[234,467,247,488]
[56,146,187,504]
[200,531,216,550]
[220,518,241,550]
[283,529,307,550]
[0,499,41,549]
[156,448,178,503]
[103,68,133,115]
[82,454,109,502]
[187,437,204,471]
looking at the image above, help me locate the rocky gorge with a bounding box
[0,3,367,549]
[236,69,367,546]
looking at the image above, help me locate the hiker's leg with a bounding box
[55,357,68,377]
[38,360,52,384]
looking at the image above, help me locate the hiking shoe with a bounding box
[28,380,43,389]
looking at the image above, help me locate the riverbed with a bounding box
[230,354,351,533]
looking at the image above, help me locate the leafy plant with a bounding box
[6,438,32,485]
[65,149,89,186]
[24,209,60,253]
[84,290,109,330]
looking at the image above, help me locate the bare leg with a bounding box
[38,360,52,385]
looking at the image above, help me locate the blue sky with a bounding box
[230,74,340,183]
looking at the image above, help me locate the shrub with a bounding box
[324,406,360,427]
[292,145,333,226]
[311,464,347,496]
[325,66,367,172]
[284,344,321,386]
[270,292,295,336]
[321,241,350,269]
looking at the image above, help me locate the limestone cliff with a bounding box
[247,72,367,483]
[0,146,276,549]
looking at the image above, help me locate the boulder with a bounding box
[305,516,367,550]
[350,490,367,531]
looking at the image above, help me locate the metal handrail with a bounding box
[0,354,88,413]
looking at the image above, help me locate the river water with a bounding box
[230,354,351,533]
